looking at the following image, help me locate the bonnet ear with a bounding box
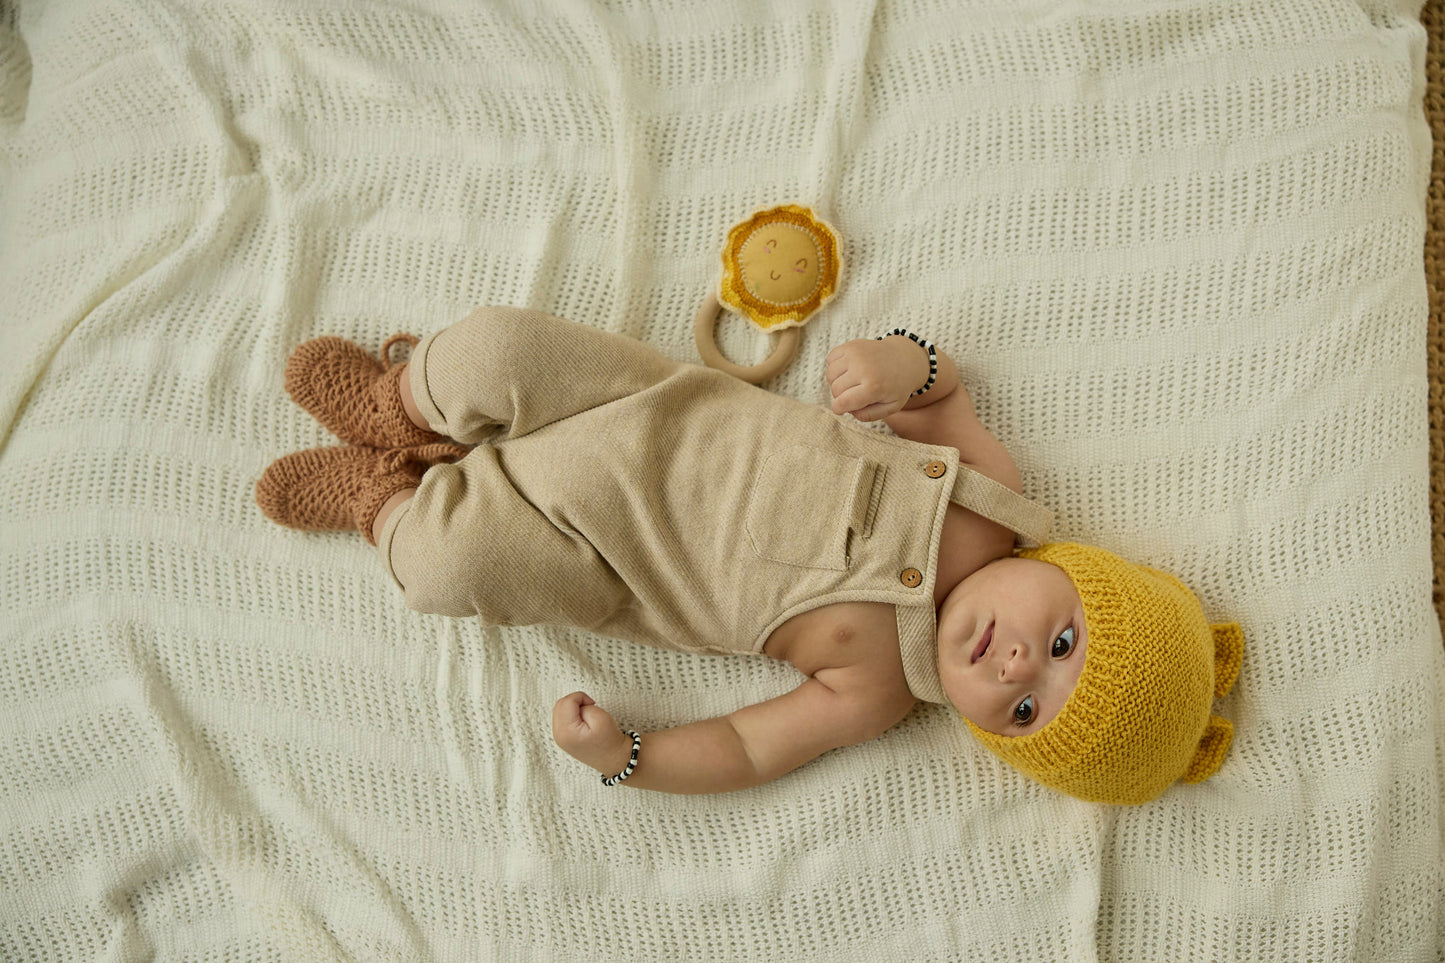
[1212,622,1243,697]
[1184,715,1233,783]
[1183,624,1242,785]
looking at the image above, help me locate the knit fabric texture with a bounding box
[967,542,1242,806]
[2,1,1442,960]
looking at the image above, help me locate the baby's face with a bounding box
[936,557,1088,736]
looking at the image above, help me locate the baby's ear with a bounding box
[1211,622,1243,697]
[1183,715,1233,783]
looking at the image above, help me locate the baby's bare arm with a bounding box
[888,382,1020,493]
[827,335,1020,492]
[553,678,914,794]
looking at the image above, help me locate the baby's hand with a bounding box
[826,336,928,421]
[552,692,632,774]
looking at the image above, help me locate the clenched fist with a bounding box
[825,336,931,422]
[552,692,632,774]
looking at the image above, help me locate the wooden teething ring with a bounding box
[693,293,801,385]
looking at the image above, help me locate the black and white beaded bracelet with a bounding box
[601,730,641,786]
[878,328,938,397]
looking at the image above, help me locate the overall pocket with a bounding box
[744,445,880,571]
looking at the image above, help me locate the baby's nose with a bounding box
[1000,644,1036,683]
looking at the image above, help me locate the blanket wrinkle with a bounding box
[0,5,28,129]
[812,0,882,204]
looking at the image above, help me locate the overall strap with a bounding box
[950,465,1053,547]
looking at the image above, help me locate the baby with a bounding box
[258,307,1241,805]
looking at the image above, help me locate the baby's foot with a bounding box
[284,334,442,448]
[255,441,467,545]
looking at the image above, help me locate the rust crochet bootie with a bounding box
[284,334,445,448]
[255,442,468,545]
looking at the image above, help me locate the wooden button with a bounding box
[900,568,922,587]
[924,460,947,478]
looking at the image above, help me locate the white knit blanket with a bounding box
[2,1,1442,959]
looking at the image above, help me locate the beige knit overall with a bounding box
[378,308,1051,704]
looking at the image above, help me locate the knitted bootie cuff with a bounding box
[352,442,470,545]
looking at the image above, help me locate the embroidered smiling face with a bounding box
[737,223,823,306]
[719,204,841,330]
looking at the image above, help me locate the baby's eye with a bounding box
[1012,695,1035,727]
[1051,626,1076,660]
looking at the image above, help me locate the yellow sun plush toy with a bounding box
[695,204,842,383]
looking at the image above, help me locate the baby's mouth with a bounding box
[970,623,994,664]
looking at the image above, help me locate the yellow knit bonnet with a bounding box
[967,542,1243,805]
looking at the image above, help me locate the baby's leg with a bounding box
[371,487,415,545]
[408,307,684,444]
[375,444,629,627]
